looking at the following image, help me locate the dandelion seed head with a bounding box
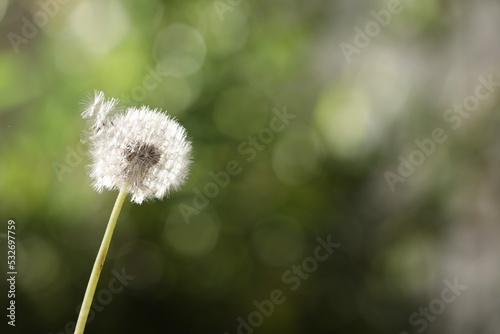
[82,92,192,203]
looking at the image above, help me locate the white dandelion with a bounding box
[82,91,192,203]
[75,91,192,334]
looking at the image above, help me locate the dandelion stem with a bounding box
[74,186,128,334]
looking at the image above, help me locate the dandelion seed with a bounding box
[81,90,119,135]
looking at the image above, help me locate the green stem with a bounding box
[74,186,128,334]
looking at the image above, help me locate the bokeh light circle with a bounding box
[153,23,206,77]
[163,209,220,258]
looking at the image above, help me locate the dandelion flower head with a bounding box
[82,91,192,203]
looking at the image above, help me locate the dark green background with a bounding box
[1,0,500,333]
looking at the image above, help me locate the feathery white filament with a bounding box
[82,92,192,203]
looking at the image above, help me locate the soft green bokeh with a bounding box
[1,0,499,333]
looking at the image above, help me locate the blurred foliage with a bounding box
[1,0,500,333]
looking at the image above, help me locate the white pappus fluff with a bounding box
[82,91,192,204]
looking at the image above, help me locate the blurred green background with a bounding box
[1,0,500,333]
